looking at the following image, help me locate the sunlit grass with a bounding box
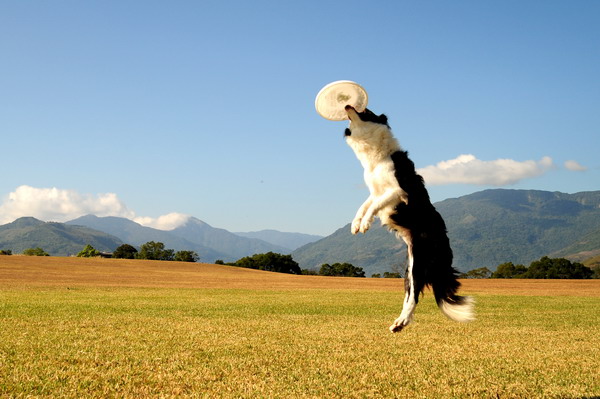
[1,285,599,398]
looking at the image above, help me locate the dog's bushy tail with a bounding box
[428,251,475,323]
[412,227,475,324]
[435,285,476,323]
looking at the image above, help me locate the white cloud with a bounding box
[0,185,134,224]
[564,160,587,172]
[133,213,191,230]
[0,185,190,230]
[417,154,554,186]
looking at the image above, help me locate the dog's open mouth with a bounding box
[345,105,358,122]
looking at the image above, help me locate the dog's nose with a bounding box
[344,128,351,137]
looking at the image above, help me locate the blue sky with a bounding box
[1,1,598,236]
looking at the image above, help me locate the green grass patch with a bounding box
[1,287,599,398]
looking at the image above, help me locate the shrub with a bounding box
[232,252,301,274]
[319,263,365,277]
[23,247,49,256]
[113,244,138,259]
[174,250,200,262]
[77,244,100,258]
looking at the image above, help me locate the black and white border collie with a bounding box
[344,105,474,332]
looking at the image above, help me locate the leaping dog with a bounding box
[344,105,474,332]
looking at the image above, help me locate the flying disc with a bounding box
[315,80,368,121]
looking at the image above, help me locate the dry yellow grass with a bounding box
[1,256,599,398]
[1,256,598,295]
[0,256,397,290]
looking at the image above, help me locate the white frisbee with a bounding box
[315,80,368,121]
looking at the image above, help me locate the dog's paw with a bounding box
[389,315,412,333]
[389,319,408,333]
[359,217,372,233]
[351,218,362,235]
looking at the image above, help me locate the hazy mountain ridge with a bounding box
[292,189,600,276]
[66,215,305,262]
[0,215,321,262]
[66,215,227,261]
[168,217,291,260]
[0,217,123,256]
[234,229,323,251]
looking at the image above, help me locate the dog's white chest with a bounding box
[364,161,401,196]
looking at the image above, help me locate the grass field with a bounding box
[1,257,599,398]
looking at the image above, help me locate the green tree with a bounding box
[232,252,301,274]
[77,244,100,258]
[319,263,335,276]
[0,249,12,255]
[523,256,593,279]
[383,272,402,278]
[174,250,200,262]
[491,262,528,278]
[319,263,365,277]
[461,267,492,279]
[569,262,594,279]
[113,244,138,259]
[136,241,175,261]
[23,247,49,256]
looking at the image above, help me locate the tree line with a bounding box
[5,244,595,279]
[110,242,199,262]
[461,256,598,279]
[0,241,199,262]
[1,244,369,277]
[216,254,369,277]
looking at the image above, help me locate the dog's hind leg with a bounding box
[389,242,420,333]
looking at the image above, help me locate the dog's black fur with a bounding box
[389,150,464,315]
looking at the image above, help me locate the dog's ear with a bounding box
[379,114,388,125]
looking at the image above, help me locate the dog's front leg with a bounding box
[351,196,373,235]
[358,190,402,233]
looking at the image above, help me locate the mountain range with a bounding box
[0,214,322,261]
[292,189,600,275]
[0,217,123,255]
[1,189,598,275]
[234,230,323,250]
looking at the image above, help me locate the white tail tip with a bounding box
[439,296,476,323]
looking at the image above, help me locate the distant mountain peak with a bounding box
[183,217,209,227]
[8,216,45,228]
[234,230,323,251]
[64,214,291,263]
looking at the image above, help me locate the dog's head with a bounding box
[344,106,394,153]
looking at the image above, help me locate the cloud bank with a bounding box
[0,185,189,230]
[133,213,191,230]
[564,160,587,172]
[417,154,555,186]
